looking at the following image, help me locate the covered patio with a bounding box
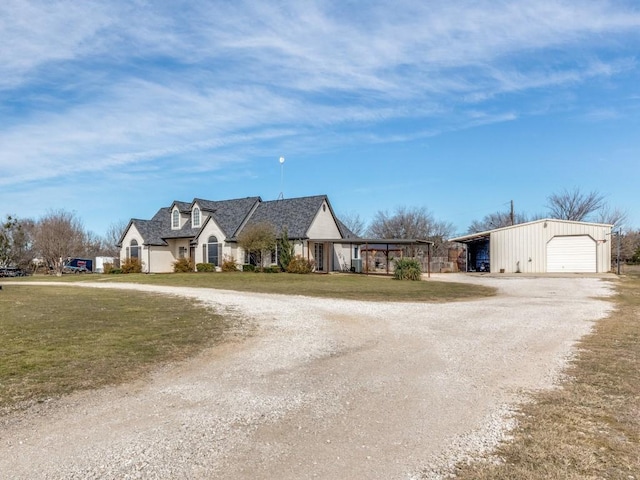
[306,238,434,277]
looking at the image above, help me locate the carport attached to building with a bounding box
[450,219,612,274]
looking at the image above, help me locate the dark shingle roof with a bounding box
[194,197,260,238]
[241,195,328,239]
[336,219,359,239]
[125,194,355,246]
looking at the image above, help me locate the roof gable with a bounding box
[194,196,261,237]
[242,195,329,239]
[122,194,354,246]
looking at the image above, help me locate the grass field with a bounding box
[0,274,494,414]
[0,285,232,414]
[12,271,496,302]
[5,272,636,478]
[446,272,640,479]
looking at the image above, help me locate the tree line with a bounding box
[0,210,125,273]
[2,187,638,272]
[340,188,639,263]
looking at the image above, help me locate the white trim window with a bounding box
[128,239,140,259]
[192,207,201,228]
[207,235,220,266]
[172,209,180,229]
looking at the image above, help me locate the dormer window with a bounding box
[192,207,201,228]
[172,209,180,229]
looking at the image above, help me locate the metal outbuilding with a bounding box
[450,219,612,274]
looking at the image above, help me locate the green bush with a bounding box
[121,258,142,274]
[242,264,256,272]
[263,265,282,273]
[196,262,215,272]
[286,255,314,274]
[173,258,194,273]
[393,258,422,281]
[221,257,238,272]
[108,268,122,274]
[278,227,295,270]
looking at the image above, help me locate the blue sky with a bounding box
[1,0,639,237]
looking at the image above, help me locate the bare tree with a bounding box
[467,210,528,234]
[546,188,605,221]
[34,210,87,274]
[619,230,640,263]
[368,206,454,256]
[595,205,628,228]
[104,219,129,256]
[338,211,366,237]
[84,231,106,259]
[368,206,432,239]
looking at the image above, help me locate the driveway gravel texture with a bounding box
[0,275,614,479]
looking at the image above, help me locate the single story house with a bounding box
[118,194,361,273]
[449,219,612,274]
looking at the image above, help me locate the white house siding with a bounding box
[306,201,343,272]
[307,201,342,238]
[194,219,227,266]
[119,225,145,269]
[171,205,189,230]
[332,243,355,272]
[147,246,175,273]
[489,220,611,274]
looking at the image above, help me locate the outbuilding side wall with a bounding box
[489,220,611,273]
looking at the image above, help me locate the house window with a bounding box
[271,245,278,265]
[314,243,324,271]
[207,235,220,266]
[172,209,180,229]
[192,207,201,228]
[178,246,187,259]
[130,239,140,259]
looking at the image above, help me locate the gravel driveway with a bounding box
[0,275,614,479]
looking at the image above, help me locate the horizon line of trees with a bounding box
[339,187,638,263]
[3,188,639,271]
[0,210,126,273]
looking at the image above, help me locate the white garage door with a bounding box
[547,235,596,273]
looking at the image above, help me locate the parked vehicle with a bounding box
[62,265,90,274]
[63,258,93,273]
[0,267,29,277]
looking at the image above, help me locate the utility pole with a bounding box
[617,228,621,275]
[510,200,515,226]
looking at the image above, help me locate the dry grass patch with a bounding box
[73,272,496,303]
[0,285,230,415]
[445,274,640,479]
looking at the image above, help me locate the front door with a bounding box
[314,243,324,272]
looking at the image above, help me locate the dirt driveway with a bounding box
[0,276,614,479]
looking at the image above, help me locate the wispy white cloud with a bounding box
[1,0,639,195]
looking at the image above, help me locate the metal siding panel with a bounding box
[487,220,610,273]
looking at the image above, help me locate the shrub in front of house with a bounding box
[108,268,122,274]
[242,264,256,272]
[173,258,194,273]
[393,258,422,281]
[263,265,282,273]
[121,258,142,274]
[196,262,215,272]
[286,255,314,274]
[221,257,239,272]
